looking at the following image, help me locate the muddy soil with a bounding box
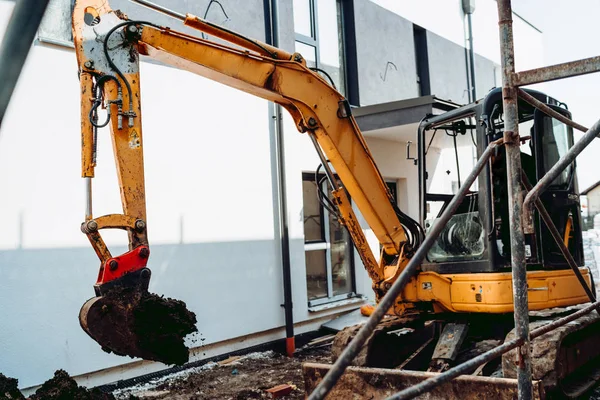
[83,288,197,366]
[0,373,24,400]
[132,291,198,365]
[114,347,331,400]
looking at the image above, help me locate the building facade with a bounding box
[0,0,543,390]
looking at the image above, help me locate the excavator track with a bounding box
[325,306,600,399]
[504,307,600,398]
[332,315,434,368]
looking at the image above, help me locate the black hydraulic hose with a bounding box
[453,132,462,188]
[102,20,160,124]
[310,67,337,90]
[89,75,122,128]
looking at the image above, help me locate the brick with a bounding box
[265,384,294,398]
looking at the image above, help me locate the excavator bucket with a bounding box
[79,275,198,365]
[303,363,546,399]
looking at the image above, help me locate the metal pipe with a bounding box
[307,138,504,400]
[130,0,186,20]
[310,133,337,189]
[466,12,477,102]
[386,338,524,400]
[386,298,600,400]
[517,88,588,133]
[264,0,295,357]
[85,177,93,220]
[0,0,51,128]
[497,1,533,398]
[523,116,600,234]
[521,172,595,302]
[513,55,600,87]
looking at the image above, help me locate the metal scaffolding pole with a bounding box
[307,138,504,400]
[497,1,532,399]
[0,0,50,128]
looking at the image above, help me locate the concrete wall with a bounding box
[426,30,469,104]
[353,0,419,106]
[369,0,544,71]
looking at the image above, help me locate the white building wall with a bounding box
[0,1,359,388]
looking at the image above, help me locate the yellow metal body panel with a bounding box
[73,1,148,258]
[394,268,592,315]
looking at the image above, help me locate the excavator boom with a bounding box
[72,0,419,360]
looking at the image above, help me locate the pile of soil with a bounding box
[82,288,197,366]
[132,291,198,365]
[0,373,24,399]
[29,370,115,400]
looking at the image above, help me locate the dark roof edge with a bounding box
[581,180,600,195]
[352,95,460,117]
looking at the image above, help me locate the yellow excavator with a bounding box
[72,0,600,397]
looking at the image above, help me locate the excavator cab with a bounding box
[417,88,585,277]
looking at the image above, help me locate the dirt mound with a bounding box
[0,373,24,400]
[29,370,115,400]
[133,291,198,365]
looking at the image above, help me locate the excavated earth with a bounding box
[130,291,198,365]
[5,346,600,399]
[0,373,24,400]
[28,370,117,400]
[111,347,331,400]
[1,370,137,400]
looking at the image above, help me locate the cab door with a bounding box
[533,107,584,268]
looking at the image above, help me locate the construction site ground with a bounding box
[110,346,331,400]
[5,336,600,399]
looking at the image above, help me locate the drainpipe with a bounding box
[463,0,477,102]
[264,0,295,357]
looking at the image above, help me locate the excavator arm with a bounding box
[73,1,420,288]
[72,0,423,359]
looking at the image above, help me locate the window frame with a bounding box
[293,0,348,97]
[302,172,356,307]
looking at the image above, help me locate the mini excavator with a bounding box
[72,0,600,397]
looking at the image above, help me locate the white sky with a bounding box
[513,0,600,191]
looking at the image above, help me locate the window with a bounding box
[302,173,354,305]
[541,117,574,187]
[293,0,346,94]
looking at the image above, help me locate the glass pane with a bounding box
[293,0,312,37]
[316,0,345,93]
[303,179,323,241]
[329,204,352,296]
[295,41,317,68]
[425,200,445,222]
[427,212,484,262]
[424,126,478,195]
[306,249,328,300]
[542,117,573,187]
